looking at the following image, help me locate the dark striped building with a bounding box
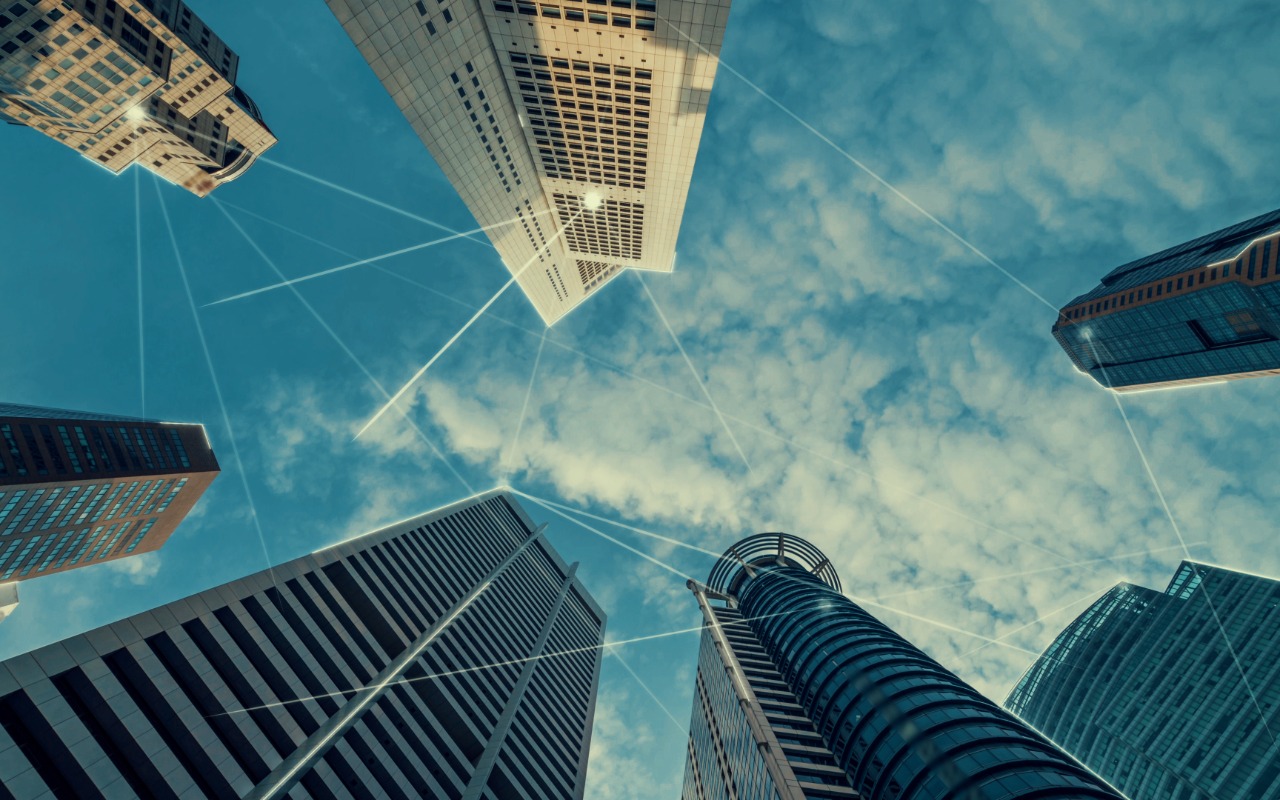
[682,533,1124,800]
[1053,208,1280,391]
[0,403,218,604]
[1006,562,1280,799]
[0,490,606,799]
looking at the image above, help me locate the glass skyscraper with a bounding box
[682,533,1123,800]
[1006,561,1280,800]
[0,402,219,619]
[1053,208,1280,391]
[0,490,606,799]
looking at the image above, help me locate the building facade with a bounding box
[1005,561,1280,800]
[0,490,605,799]
[1053,208,1280,391]
[327,0,732,324]
[683,533,1124,800]
[0,0,275,196]
[0,402,219,606]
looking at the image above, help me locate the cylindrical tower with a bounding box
[687,533,1124,800]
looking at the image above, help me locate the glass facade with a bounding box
[1053,208,1280,391]
[684,533,1124,800]
[0,404,217,587]
[1006,562,1280,800]
[0,491,606,798]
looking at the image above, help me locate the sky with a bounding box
[3,0,1280,796]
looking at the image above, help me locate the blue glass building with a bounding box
[682,533,1123,799]
[1006,562,1280,799]
[1054,208,1280,391]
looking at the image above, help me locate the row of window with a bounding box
[496,2,657,29]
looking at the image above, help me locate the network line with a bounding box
[133,164,145,418]
[500,328,547,482]
[212,199,477,495]
[1087,334,1276,743]
[153,178,278,590]
[519,488,1042,656]
[638,273,754,475]
[609,646,688,733]
[661,18,1061,315]
[205,211,544,306]
[257,155,495,248]
[207,203,1072,564]
[355,208,585,440]
[214,609,799,717]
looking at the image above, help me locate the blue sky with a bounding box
[3,0,1280,795]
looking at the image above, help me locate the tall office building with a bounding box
[0,490,606,799]
[0,403,219,617]
[1053,208,1280,391]
[0,0,275,196]
[1006,561,1280,800]
[682,533,1124,800]
[327,0,732,324]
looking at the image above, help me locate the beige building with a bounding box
[328,0,732,324]
[0,0,275,197]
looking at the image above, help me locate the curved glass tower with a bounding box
[682,533,1124,800]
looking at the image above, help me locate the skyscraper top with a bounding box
[328,0,733,324]
[1052,207,1280,391]
[704,530,842,596]
[0,0,276,196]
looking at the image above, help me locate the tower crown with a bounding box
[706,532,841,597]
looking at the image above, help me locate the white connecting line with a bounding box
[134,164,145,417]
[207,206,1070,564]
[211,199,477,494]
[660,18,1059,314]
[204,212,543,306]
[354,208,586,441]
[1087,334,1276,743]
[638,273,754,474]
[501,329,547,482]
[152,179,278,589]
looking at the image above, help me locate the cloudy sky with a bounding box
[3,0,1279,796]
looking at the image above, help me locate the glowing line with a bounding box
[1088,335,1276,742]
[521,493,699,583]
[258,155,494,247]
[219,612,793,716]
[354,210,584,440]
[212,200,476,493]
[873,542,1202,602]
[501,329,547,481]
[134,164,145,417]
[153,178,277,587]
[661,19,1058,313]
[609,645,686,733]
[955,584,1111,661]
[253,583,492,800]
[847,593,1041,655]
[205,219,526,306]
[512,490,723,561]
[639,273,754,474]
[210,208,1062,561]
[521,490,1033,655]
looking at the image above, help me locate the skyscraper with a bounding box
[682,533,1124,800]
[1005,561,1280,800]
[0,489,606,799]
[327,0,732,324]
[0,402,219,616]
[0,0,276,197]
[1053,208,1280,391]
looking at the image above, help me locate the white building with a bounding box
[327,0,733,324]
